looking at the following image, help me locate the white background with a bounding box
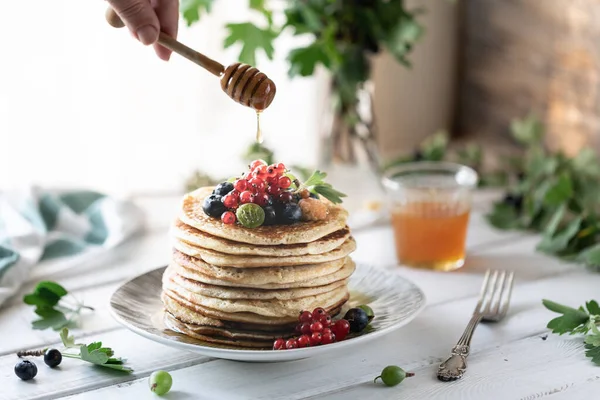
[0,0,324,196]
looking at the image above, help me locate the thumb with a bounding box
[107,0,160,45]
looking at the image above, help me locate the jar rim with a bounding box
[382,161,479,191]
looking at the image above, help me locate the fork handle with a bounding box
[437,315,482,381]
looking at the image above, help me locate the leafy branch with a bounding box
[543,299,600,365]
[60,328,133,372]
[23,281,94,331]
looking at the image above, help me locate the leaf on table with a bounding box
[224,23,278,66]
[543,299,584,315]
[547,311,590,335]
[180,0,214,26]
[303,170,327,187]
[32,313,69,331]
[586,300,600,316]
[585,343,600,365]
[96,363,134,372]
[585,332,600,348]
[60,327,81,348]
[80,344,110,365]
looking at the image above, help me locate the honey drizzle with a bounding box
[256,111,263,144]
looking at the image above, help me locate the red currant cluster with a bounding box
[273,307,351,350]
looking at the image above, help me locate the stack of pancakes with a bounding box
[161,187,357,348]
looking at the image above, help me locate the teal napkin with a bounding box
[0,188,144,306]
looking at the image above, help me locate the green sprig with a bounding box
[297,170,347,204]
[23,281,94,331]
[60,328,133,372]
[543,299,600,366]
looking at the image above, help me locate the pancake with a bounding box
[172,251,353,288]
[180,187,349,245]
[163,265,348,300]
[163,289,349,325]
[163,275,349,318]
[173,236,356,268]
[164,313,279,349]
[172,219,351,256]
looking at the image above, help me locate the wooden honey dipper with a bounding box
[105,8,276,111]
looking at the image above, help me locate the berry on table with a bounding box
[273,338,285,350]
[299,311,313,323]
[222,193,239,209]
[44,348,62,368]
[374,365,414,387]
[239,191,254,204]
[213,182,234,196]
[14,360,37,380]
[221,211,236,225]
[310,321,323,333]
[310,332,322,346]
[332,319,351,341]
[278,176,292,189]
[297,335,311,348]
[285,339,298,349]
[321,331,336,345]
[149,370,173,395]
[203,194,226,218]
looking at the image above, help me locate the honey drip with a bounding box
[256,111,263,144]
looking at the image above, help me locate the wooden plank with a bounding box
[59,270,600,400]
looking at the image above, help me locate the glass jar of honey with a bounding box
[382,162,478,271]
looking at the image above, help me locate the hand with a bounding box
[106,0,179,61]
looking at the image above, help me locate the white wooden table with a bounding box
[2,192,599,400]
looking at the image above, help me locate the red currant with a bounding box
[278,176,292,189]
[300,322,312,335]
[254,193,270,207]
[279,191,293,203]
[310,332,322,346]
[332,319,350,341]
[266,165,278,178]
[250,160,267,170]
[310,321,323,333]
[234,179,247,192]
[266,176,278,185]
[321,332,335,345]
[297,335,311,348]
[312,308,326,319]
[267,185,281,196]
[254,165,268,179]
[319,315,332,328]
[239,191,254,204]
[274,163,286,174]
[222,194,238,209]
[299,311,313,323]
[221,211,236,225]
[322,327,332,336]
[285,339,298,349]
[249,178,265,192]
[273,338,285,350]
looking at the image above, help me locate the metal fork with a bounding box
[437,270,515,382]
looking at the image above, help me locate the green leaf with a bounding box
[585,343,600,365]
[487,203,520,230]
[87,342,103,352]
[544,174,574,206]
[80,344,110,365]
[224,23,278,66]
[586,300,600,316]
[180,0,214,26]
[311,185,347,204]
[510,114,544,145]
[36,281,68,297]
[572,148,600,177]
[60,328,80,348]
[585,333,600,347]
[32,313,69,331]
[579,244,600,267]
[303,170,327,187]
[543,299,585,315]
[544,204,566,237]
[384,16,423,64]
[537,217,582,254]
[96,363,133,372]
[547,311,590,335]
[288,44,331,77]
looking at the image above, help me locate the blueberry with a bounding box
[203,194,226,218]
[343,308,369,333]
[279,203,302,225]
[263,206,277,226]
[15,360,37,381]
[213,182,234,196]
[44,348,62,368]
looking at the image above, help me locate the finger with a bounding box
[153,0,179,61]
[107,0,160,45]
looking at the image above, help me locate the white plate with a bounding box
[109,264,426,362]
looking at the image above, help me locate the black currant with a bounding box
[14,360,37,381]
[279,203,302,224]
[262,206,277,226]
[343,308,369,333]
[213,182,234,196]
[203,194,226,218]
[44,348,62,368]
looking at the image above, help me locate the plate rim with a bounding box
[109,264,427,361]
